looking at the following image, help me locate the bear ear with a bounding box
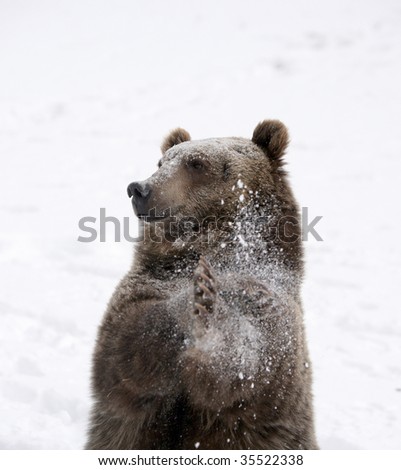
[161,128,191,154]
[252,120,289,163]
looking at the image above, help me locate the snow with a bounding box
[0,0,400,450]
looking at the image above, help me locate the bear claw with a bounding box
[193,256,216,316]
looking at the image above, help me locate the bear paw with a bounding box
[193,256,216,318]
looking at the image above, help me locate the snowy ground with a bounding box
[0,0,400,450]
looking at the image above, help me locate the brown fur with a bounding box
[161,127,191,154]
[86,120,318,450]
[252,119,289,164]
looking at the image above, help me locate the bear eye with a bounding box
[188,159,204,171]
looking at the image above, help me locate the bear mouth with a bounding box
[136,206,174,223]
[132,202,186,224]
[130,195,171,222]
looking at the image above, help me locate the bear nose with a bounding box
[127,181,152,217]
[127,182,151,200]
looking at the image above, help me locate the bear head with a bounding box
[128,120,302,275]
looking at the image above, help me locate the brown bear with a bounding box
[85,120,318,450]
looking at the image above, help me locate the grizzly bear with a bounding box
[85,120,318,450]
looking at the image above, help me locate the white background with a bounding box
[0,0,400,449]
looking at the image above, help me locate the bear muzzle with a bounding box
[127,181,153,218]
